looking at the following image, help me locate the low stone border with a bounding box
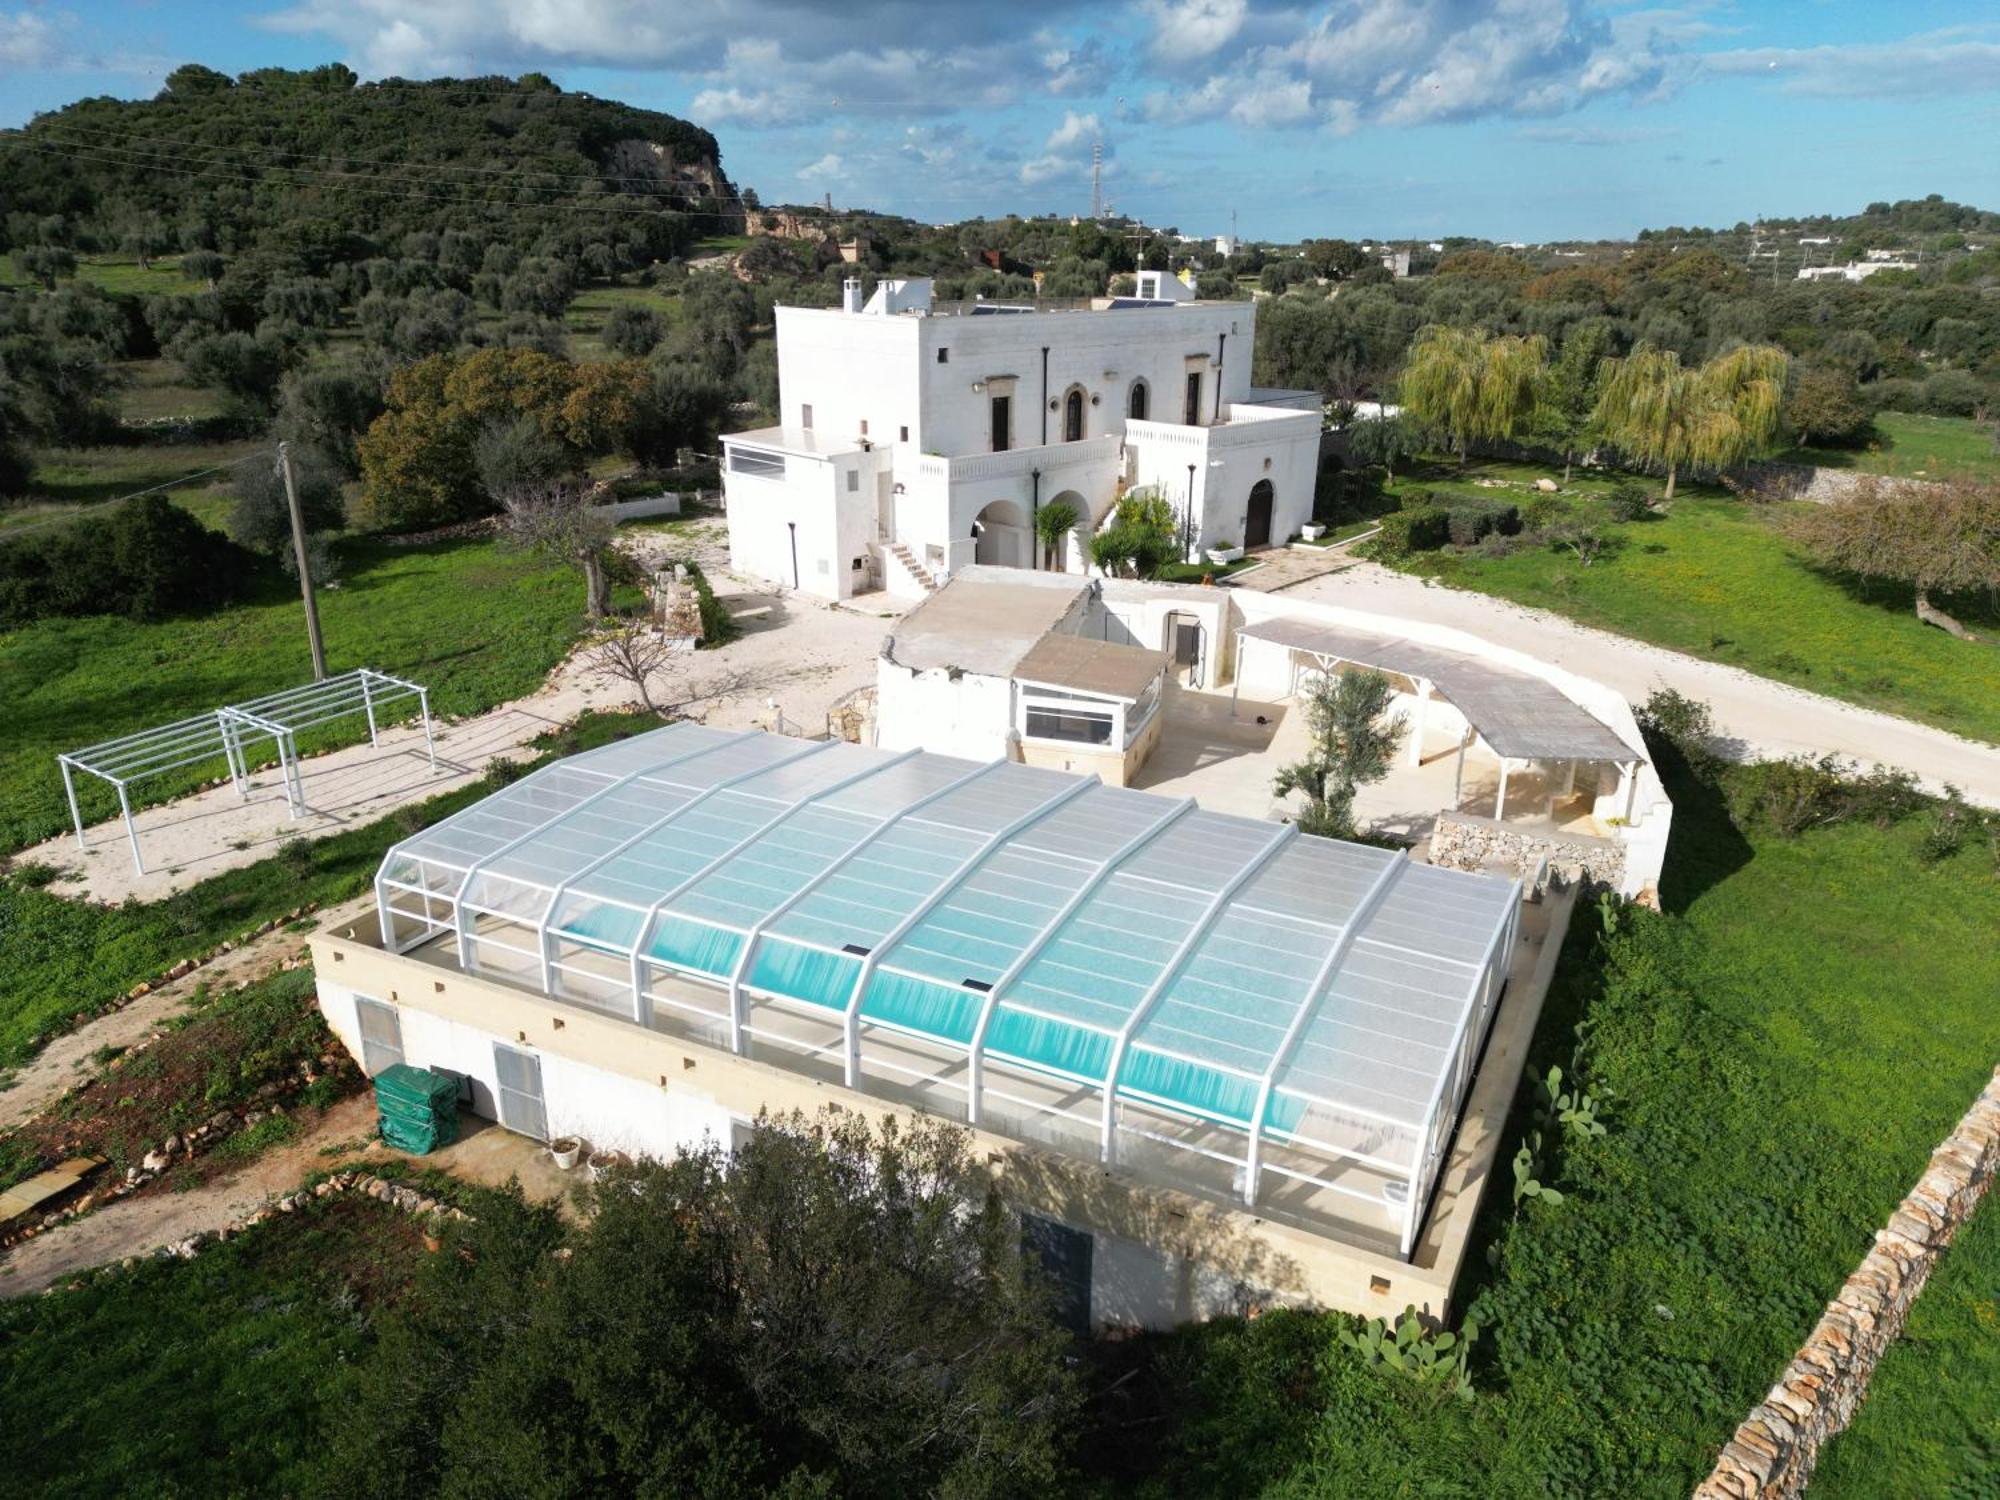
[3,1029,360,1250]
[1693,1065,2000,1499]
[31,904,323,1053]
[78,1171,471,1285]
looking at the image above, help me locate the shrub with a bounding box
[0,494,257,626]
[1374,504,1449,554]
[1520,493,1572,533]
[1603,480,1656,522]
[1637,688,1718,772]
[1447,508,1489,547]
[601,304,666,357]
[226,444,345,552]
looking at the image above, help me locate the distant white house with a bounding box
[720,276,1324,602]
[1797,260,1918,282]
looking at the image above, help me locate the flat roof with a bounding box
[883,568,1091,677]
[1014,633,1167,702]
[721,425,862,459]
[1237,617,1634,762]
[377,724,1521,1216]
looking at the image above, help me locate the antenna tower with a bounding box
[1091,140,1103,219]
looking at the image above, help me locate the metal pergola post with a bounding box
[116,781,143,875]
[58,756,86,849]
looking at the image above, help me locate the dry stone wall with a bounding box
[1693,1066,2000,1499]
[1428,812,1626,894]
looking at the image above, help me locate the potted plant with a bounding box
[550,1136,583,1170]
[1206,539,1243,565]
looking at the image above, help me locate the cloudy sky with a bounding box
[3,1,1998,240]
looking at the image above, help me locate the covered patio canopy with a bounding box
[1232,617,1639,821]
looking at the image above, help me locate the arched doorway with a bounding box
[1127,379,1149,422]
[972,498,1030,568]
[1043,489,1089,572]
[1062,386,1086,443]
[1245,478,1275,549]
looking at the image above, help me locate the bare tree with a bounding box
[1787,476,1999,640]
[585,625,681,715]
[498,478,616,618]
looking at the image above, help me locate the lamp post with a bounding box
[1185,461,1197,561]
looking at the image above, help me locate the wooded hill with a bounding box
[0,65,740,271]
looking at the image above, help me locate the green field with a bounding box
[1382,463,2000,743]
[0,253,205,297]
[0,535,591,853]
[2,436,262,536]
[1781,410,2000,483]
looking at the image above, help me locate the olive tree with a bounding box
[498,477,617,619]
[1787,476,1999,640]
[1272,668,1406,838]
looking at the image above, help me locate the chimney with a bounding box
[842,277,864,314]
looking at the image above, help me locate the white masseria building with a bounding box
[721,273,1324,601]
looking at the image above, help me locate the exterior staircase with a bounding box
[884,541,938,595]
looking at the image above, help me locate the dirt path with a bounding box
[1282,562,2000,805]
[0,894,376,1132]
[0,1093,380,1297]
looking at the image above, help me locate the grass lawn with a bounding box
[116,357,230,422]
[0,710,656,1069]
[0,534,593,853]
[1779,410,2000,483]
[1381,462,2000,744]
[0,436,262,536]
[0,254,205,297]
[0,1192,430,1498]
[563,281,680,361]
[1090,752,2000,1497]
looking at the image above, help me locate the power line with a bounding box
[3,453,263,538]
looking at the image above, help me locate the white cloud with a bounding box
[1139,0,1249,65]
[1136,0,1676,132]
[796,152,844,182]
[0,11,55,67]
[1702,31,2000,98]
[1019,111,1112,187]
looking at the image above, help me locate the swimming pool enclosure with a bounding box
[374,723,1521,1256]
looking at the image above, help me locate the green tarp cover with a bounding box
[374,1064,460,1154]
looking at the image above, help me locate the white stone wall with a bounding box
[774,307,923,448]
[724,449,880,601]
[875,663,1017,761]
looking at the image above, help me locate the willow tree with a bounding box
[1592,342,1788,499]
[1398,325,1547,464]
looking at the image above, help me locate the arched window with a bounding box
[1063,386,1086,442]
[1127,379,1149,422]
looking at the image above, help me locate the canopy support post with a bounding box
[1453,732,1469,811]
[1494,758,1511,822]
[59,757,86,850]
[418,688,439,772]
[360,673,379,746]
[1228,629,1242,719]
[117,780,143,876]
[1409,679,1431,767]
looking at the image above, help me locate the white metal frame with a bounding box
[58,668,437,875]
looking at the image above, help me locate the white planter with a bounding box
[1301,524,1326,541]
[550,1137,583,1171]
[1206,546,1243,565]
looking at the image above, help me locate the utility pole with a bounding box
[278,442,327,681]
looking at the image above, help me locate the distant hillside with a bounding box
[0,64,741,268]
[1640,194,2000,248]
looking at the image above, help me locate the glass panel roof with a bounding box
[378,723,1520,1186]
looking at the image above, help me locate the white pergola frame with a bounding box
[58,667,437,875]
[373,725,1525,1259]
